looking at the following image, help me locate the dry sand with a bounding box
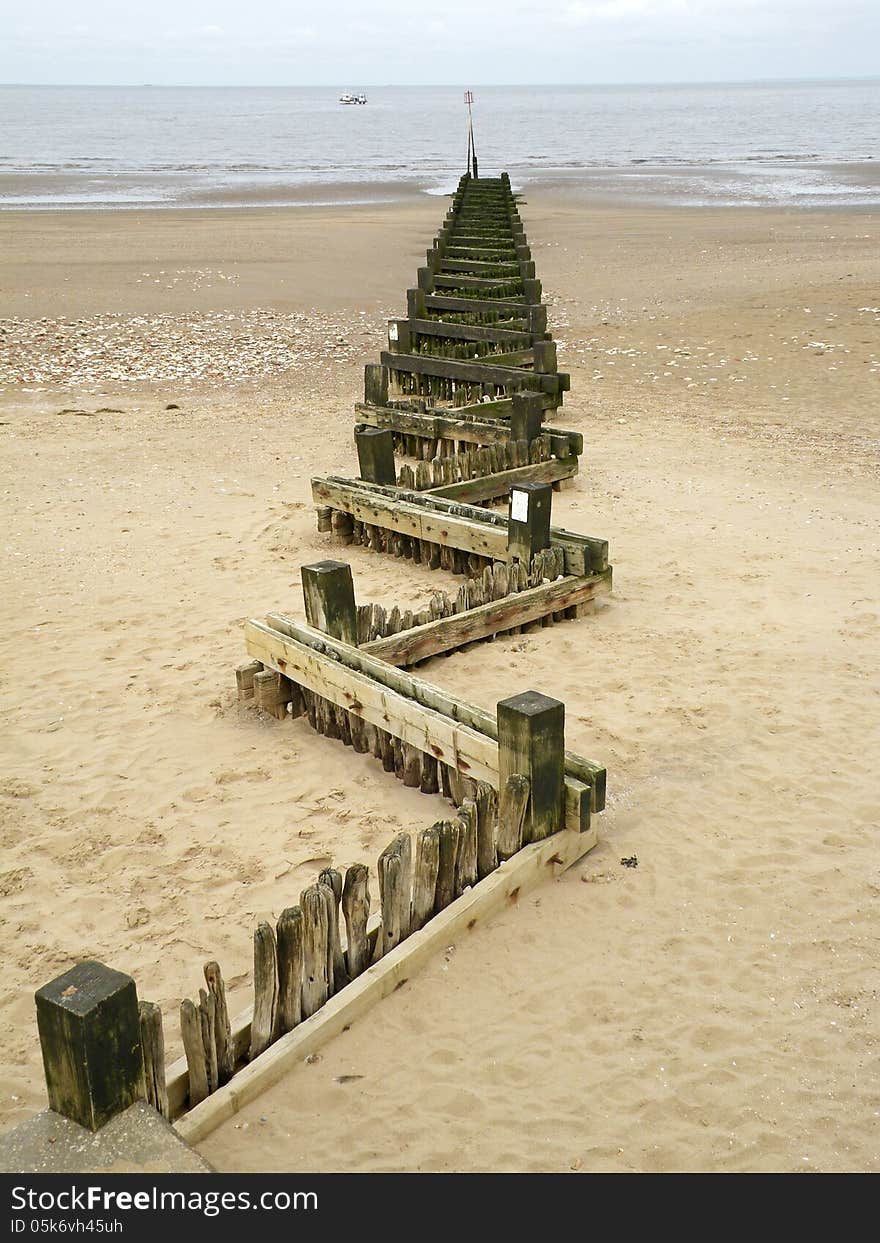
[1,197,878,1173]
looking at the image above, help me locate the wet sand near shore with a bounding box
[1,197,878,1171]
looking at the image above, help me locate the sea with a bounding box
[1,80,878,211]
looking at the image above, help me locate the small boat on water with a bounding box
[339,92,367,105]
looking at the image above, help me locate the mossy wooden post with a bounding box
[507,482,552,566]
[35,961,145,1132]
[497,692,565,844]
[510,392,543,447]
[364,363,388,407]
[533,340,557,373]
[354,426,397,486]
[301,560,358,647]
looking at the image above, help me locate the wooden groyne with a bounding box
[361,172,575,476]
[24,167,613,1154]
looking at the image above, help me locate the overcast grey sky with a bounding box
[3,0,878,86]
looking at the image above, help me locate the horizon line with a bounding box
[1,74,879,89]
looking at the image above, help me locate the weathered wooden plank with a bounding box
[427,456,577,504]
[264,614,606,814]
[312,476,607,575]
[423,293,528,316]
[382,350,561,393]
[361,573,610,666]
[312,476,506,560]
[173,823,598,1145]
[398,318,531,346]
[244,619,500,785]
[354,403,581,454]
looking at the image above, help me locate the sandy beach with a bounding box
[1,195,878,1173]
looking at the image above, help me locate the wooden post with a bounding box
[434,819,461,914]
[319,869,348,994]
[301,560,358,647]
[474,781,498,879]
[180,998,208,1109]
[364,363,389,406]
[497,773,530,861]
[138,1000,168,1119]
[455,801,478,895]
[342,864,371,979]
[509,392,543,446]
[387,320,412,354]
[276,907,304,1035]
[301,885,330,1019]
[198,989,218,1094]
[204,962,233,1085]
[355,426,397,486]
[507,482,552,565]
[34,961,145,1132]
[533,340,557,373]
[372,833,413,962]
[497,692,565,843]
[249,922,278,1061]
[412,824,440,931]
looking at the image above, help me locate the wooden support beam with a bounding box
[396,318,532,347]
[427,457,576,505]
[361,572,610,666]
[312,476,608,574]
[173,822,597,1146]
[262,615,605,815]
[353,404,581,453]
[244,620,500,787]
[381,350,563,394]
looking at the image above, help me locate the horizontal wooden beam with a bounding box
[433,274,523,293]
[362,572,610,666]
[173,823,596,1145]
[401,318,532,347]
[312,476,608,574]
[265,615,606,812]
[245,620,498,783]
[381,350,562,394]
[312,475,505,559]
[426,456,578,505]
[439,259,520,275]
[353,404,580,453]
[423,293,527,316]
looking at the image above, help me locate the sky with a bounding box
[2,0,879,86]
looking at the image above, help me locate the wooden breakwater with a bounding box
[25,167,612,1152]
[359,171,577,482]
